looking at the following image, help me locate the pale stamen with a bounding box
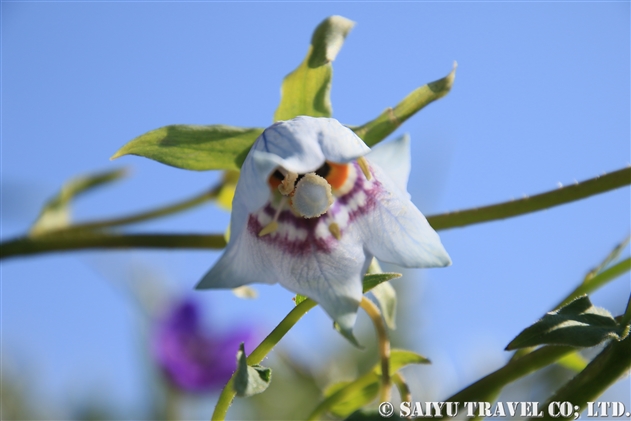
[328,222,341,240]
[279,171,298,196]
[258,196,288,237]
[357,156,372,180]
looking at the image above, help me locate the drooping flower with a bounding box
[152,297,256,393]
[197,116,450,334]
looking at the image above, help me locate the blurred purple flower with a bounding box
[152,298,256,393]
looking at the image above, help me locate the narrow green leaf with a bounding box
[362,273,402,292]
[324,381,379,418]
[274,16,354,122]
[353,63,456,147]
[506,295,630,350]
[234,343,272,397]
[370,281,397,330]
[308,349,429,420]
[30,168,127,235]
[374,349,431,376]
[111,125,263,171]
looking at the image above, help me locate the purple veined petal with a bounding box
[197,197,369,334]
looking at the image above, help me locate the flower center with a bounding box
[259,159,371,237]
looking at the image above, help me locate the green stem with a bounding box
[445,345,574,407]
[392,372,411,403]
[359,297,391,403]
[426,167,631,231]
[0,232,226,259]
[47,186,220,235]
[556,257,631,308]
[530,334,631,421]
[620,293,631,327]
[2,167,628,260]
[211,299,317,421]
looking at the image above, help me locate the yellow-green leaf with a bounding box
[30,168,127,236]
[274,16,354,122]
[353,63,457,147]
[111,125,263,171]
[323,380,379,419]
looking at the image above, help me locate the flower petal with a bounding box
[355,161,451,268]
[197,202,369,333]
[236,116,371,213]
[365,134,411,194]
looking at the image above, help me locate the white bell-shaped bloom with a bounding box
[197,116,450,335]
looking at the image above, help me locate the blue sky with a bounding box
[2,2,629,418]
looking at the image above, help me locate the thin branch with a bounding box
[529,335,631,421]
[0,232,226,259]
[427,167,631,231]
[445,345,575,407]
[2,167,628,260]
[49,186,220,235]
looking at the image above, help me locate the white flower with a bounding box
[197,116,450,334]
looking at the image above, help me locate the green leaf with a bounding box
[274,15,354,122]
[362,273,402,293]
[374,349,431,375]
[353,63,457,147]
[506,295,630,350]
[30,168,127,235]
[311,349,428,420]
[111,125,263,171]
[370,281,397,330]
[233,343,272,397]
[324,380,380,418]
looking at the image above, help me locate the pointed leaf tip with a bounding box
[308,15,355,68]
[274,15,354,121]
[234,343,272,397]
[110,125,263,171]
[506,295,630,350]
